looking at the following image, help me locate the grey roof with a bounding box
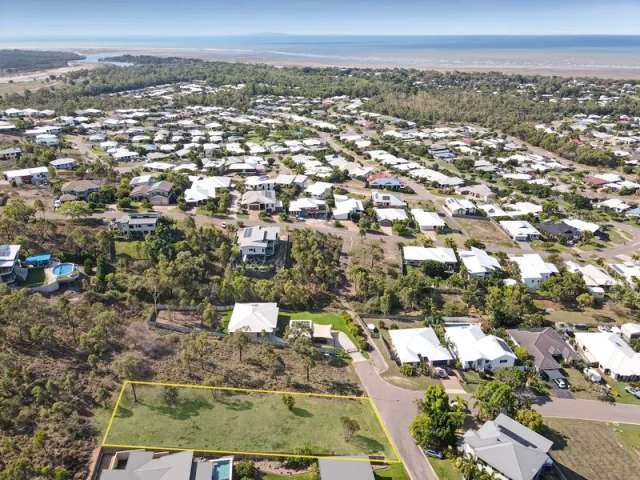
[508,327,577,371]
[237,225,280,247]
[318,458,375,480]
[464,414,553,480]
[100,450,194,480]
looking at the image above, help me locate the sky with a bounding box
[1,0,640,38]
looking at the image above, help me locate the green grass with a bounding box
[544,418,640,480]
[262,464,408,480]
[23,267,46,286]
[374,463,411,480]
[428,458,461,480]
[563,368,604,401]
[115,240,147,260]
[261,473,314,480]
[460,370,486,394]
[281,311,357,345]
[104,384,397,461]
[608,378,640,405]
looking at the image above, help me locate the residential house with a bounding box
[49,157,77,170]
[305,181,334,199]
[621,323,640,342]
[536,221,582,245]
[500,221,542,242]
[0,147,22,160]
[456,183,496,202]
[403,246,458,270]
[130,181,174,205]
[609,262,640,285]
[35,133,58,146]
[111,213,160,237]
[459,247,502,280]
[367,173,404,190]
[371,191,406,208]
[597,198,631,213]
[388,327,453,366]
[564,261,617,293]
[445,325,517,371]
[3,166,49,185]
[332,195,364,220]
[318,458,374,480]
[562,218,606,240]
[462,414,553,480]
[509,254,558,289]
[444,197,477,217]
[0,244,21,284]
[509,328,577,380]
[245,175,276,191]
[241,190,282,212]
[227,302,279,337]
[575,331,640,380]
[289,198,329,219]
[237,225,280,261]
[98,450,229,480]
[375,208,408,226]
[184,176,231,204]
[411,209,446,231]
[61,180,101,200]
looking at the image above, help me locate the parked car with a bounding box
[553,378,568,389]
[434,367,448,379]
[583,367,602,383]
[424,449,444,459]
[625,386,640,399]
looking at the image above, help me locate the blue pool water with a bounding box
[212,459,232,480]
[52,263,74,276]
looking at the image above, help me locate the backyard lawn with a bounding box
[261,463,408,479]
[23,267,45,285]
[104,383,397,461]
[544,418,640,480]
[115,240,147,260]
[280,311,358,345]
[428,458,461,480]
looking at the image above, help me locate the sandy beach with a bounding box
[64,46,640,80]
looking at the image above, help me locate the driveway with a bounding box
[533,396,640,424]
[353,356,437,480]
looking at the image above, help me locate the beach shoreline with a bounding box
[64,46,640,79]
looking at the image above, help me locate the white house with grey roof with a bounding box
[388,327,453,366]
[463,414,553,480]
[445,325,516,371]
[99,450,232,480]
[509,254,558,289]
[228,302,279,336]
[237,225,280,261]
[459,247,502,280]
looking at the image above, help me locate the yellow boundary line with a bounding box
[101,380,401,464]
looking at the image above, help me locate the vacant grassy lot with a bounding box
[545,418,640,480]
[453,217,515,249]
[104,384,397,461]
[538,299,630,326]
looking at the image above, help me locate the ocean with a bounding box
[4,35,640,76]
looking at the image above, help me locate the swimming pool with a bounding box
[52,263,75,276]
[212,458,232,480]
